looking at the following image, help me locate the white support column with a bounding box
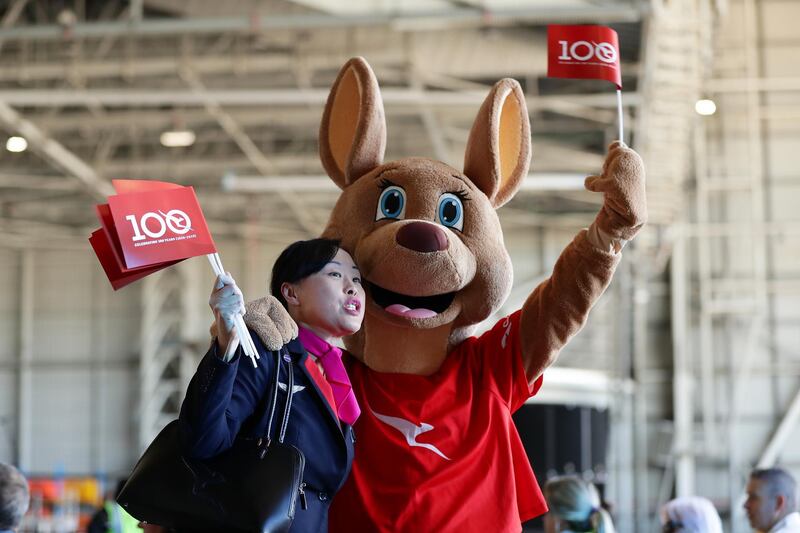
[179,259,205,395]
[138,269,185,450]
[16,249,33,471]
[671,229,695,497]
[139,259,210,451]
[729,316,765,533]
[694,111,720,455]
[632,257,651,532]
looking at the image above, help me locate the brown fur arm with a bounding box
[210,296,298,352]
[519,229,621,382]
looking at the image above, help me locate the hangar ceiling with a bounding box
[0,0,708,255]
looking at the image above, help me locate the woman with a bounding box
[544,476,616,533]
[178,238,364,533]
[661,496,723,533]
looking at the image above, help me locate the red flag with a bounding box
[108,186,216,269]
[90,180,215,288]
[547,25,621,88]
[95,204,132,272]
[89,229,177,290]
[111,179,183,194]
[95,202,183,272]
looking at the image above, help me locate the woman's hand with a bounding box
[209,273,246,355]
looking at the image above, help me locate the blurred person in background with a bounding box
[745,468,800,533]
[543,475,616,533]
[0,462,29,533]
[87,479,140,533]
[660,496,723,533]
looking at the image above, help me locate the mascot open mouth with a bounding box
[369,282,456,319]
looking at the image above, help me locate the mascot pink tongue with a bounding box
[384,304,437,319]
[240,56,647,533]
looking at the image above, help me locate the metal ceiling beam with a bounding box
[223,173,589,193]
[707,77,800,92]
[28,106,623,134]
[0,51,400,83]
[0,0,29,54]
[179,67,320,236]
[0,88,640,108]
[93,148,605,181]
[0,173,78,190]
[0,172,586,193]
[0,102,114,199]
[179,68,278,175]
[0,7,643,41]
[0,48,637,84]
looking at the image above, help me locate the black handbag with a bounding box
[118,347,306,533]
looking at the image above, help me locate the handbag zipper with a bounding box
[298,482,308,510]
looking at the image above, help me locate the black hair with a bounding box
[270,238,342,309]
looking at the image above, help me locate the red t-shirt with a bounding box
[329,310,546,532]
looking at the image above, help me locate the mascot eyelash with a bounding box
[376,178,471,202]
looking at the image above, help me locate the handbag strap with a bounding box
[260,346,296,445]
[277,355,294,443]
[261,348,284,445]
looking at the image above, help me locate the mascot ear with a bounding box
[319,57,386,189]
[463,79,531,208]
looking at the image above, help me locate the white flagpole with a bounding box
[616,88,624,142]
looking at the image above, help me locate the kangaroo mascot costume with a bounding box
[240,57,646,532]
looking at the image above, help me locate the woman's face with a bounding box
[285,248,364,340]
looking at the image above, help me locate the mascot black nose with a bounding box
[396,222,449,253]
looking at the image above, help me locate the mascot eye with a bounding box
[376,185,406,221]
[436,193,464,231]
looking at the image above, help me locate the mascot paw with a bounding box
[209,296,298,352]
[584,141,648,241]
[244,296,298,351]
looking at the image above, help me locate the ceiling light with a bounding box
[6,136,27,152]
[695,99,717,116]
[160,130,195,148]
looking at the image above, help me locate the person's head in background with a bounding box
[544,475,616,533]
[744,467,798,532]
[270,238,364,342]
[661,496,722,533]
[0,462,29,533]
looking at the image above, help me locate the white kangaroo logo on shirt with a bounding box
[501,317,512,349]
[370,409,451,461]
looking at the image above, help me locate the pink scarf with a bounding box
[298,327,361,426]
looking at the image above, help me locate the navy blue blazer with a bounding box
[178,331,355,533]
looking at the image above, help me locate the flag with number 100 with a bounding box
[89,180,216,289]
[547,25,622,88]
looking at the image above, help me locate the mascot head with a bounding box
[320,57,531,372]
